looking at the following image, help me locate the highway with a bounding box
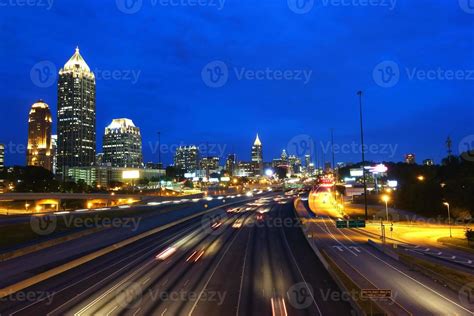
[305,193,474,315]
[0,195,353,315]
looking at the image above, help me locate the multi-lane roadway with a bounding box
[0,195,353,315]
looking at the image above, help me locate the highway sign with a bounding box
[348,220,358,228]
[361,289,392,299]
[336,220,365,228]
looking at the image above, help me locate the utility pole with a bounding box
[158,131,162,196]
[357,91,368,220]
[331,128,336,180]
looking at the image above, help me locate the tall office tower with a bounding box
[251,134,263,175]
[57,47,96,177]
[281,149,288,162]
[103,118,143,168]
[0,143,4,170]
[304,154,311,167]
[200,156,220,175]
[27,100,53,171]
[51,135,57,174]
[174,146,199,173]
[225,154,236,175]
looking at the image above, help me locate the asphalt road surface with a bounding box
[0,196,354,316]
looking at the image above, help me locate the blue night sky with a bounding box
[0,1,472,167]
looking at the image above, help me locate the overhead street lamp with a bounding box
[382,195,390,222]
[443,202,452,238]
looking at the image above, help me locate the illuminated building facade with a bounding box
[103,118,143,168]
[174,146,199,172]
[200,156,220,176]
[51,135,57,174]
[57,47,96,177]
[27,100,53,171]
[251,134,263,175]
[225,154,236,175]
[0,143,4,170]
[405,153,416,164]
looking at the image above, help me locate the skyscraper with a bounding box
[57,47,96,177]
[103,118,143,168]
[174,146,199,173]
[0,143,4,170]
[225,154,236,175]
[251,134,263,175]
[27,100,53,171]
[51,135,57,174]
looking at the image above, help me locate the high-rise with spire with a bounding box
[27,100,53,171]
[57,47,96,177]
[251,133,263,175]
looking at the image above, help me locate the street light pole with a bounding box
[444,202,452,238]
[357,91,368,220]
[384,199,389,222]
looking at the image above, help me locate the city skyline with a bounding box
[0,2,472,167]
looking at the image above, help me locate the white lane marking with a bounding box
[188,220,245,316]
[236,228,252,316]
[362,247,473,314]
[332,246,344,252]
[349,246,361,253]
[106,305,118,316]
[318,218,358,256]
[280,216,323,316]
[14,222,201,316]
